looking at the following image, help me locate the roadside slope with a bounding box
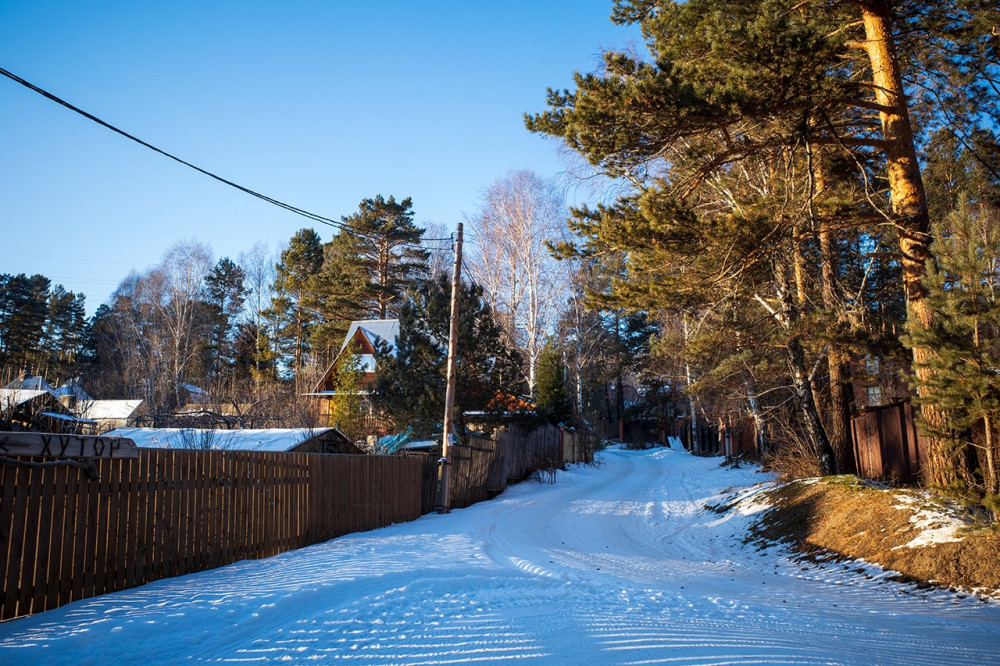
[748,476,1000,594]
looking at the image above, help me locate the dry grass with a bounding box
[761,434,822,481]
[749,478,1000,595]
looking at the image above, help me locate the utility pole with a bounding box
[437,222,463,513]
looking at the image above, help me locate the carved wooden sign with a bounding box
[0,432,138,459]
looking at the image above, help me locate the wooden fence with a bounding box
[2,424,595,623]
[417,424,595,513]
[0,449,421,623]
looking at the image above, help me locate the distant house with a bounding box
[104,427,362,454]
[4,375,55,393]
[53,378,93,405]
[179,383,211,405]
[314,319,401,391]
[309,319,400,428]
[0,388,95,433]
[76,399,146,434]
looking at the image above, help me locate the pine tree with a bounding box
[322,342,367,439]
[527,0,999,478]
[535,338,574,425]
[44,285,87,378]
[0,273,51,375]
[376,274,523,437]
[272,229,324,386]
[328,195,429,319]
[204,257,247,382]
[906,197,1000,502]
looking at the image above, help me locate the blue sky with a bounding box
[0,1,641,314]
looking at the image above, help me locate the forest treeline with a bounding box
[1,184,645,436]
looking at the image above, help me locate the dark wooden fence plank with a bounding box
[852,403,925,483]
[57,464,81,607]
[17,465,44,616]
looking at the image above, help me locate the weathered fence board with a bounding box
[0,449,421,623]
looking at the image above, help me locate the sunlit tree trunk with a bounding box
[860,1,951,485]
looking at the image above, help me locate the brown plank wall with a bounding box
[851,402,926,482]
[0,449,421,623]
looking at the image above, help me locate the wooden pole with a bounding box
[437,222,463,513]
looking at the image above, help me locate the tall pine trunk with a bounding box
[860,2,951,486]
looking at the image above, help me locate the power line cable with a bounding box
[1,66,353,234]
[1,66,461,255]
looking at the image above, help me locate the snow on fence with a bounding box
[0,449,421,623]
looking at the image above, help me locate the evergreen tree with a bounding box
[0,273,51,375]
[44,285,87,377]
[526,0,999,478]
[309,239,369,363]
[322,342,367,439]
[271,228,324,385]
[204,257,247,381]
[535,338,574,425]
[376,273,523,437]
[906,197,1000,504]
[328,195,429,319]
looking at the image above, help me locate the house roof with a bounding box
[104,427,339,452]
[339,319,401,356]
[4,376,54,392]
[77,399,144,420]
[312,319,401,394]
[0,389,50,410]
[53,379,93,402]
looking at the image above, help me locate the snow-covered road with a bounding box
[3,447,1000,665]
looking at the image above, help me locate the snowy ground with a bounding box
[3,447,1000,665]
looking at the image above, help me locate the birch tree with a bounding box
[156,240,214,408]
[468,170,569,396]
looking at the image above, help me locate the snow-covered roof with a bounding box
[53,379,93,402]
[77,399,144,420]
[4,376,54,392]
[40,411,97,424]
[105,427,336,452]
[0,388,50,410]
[339,319,400,357]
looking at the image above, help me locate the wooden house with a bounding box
[309,319,400,428]
[0,389,95,433]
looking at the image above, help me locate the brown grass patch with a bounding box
[749,479,1000,594]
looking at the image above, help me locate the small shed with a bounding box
[76,399,146,434]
